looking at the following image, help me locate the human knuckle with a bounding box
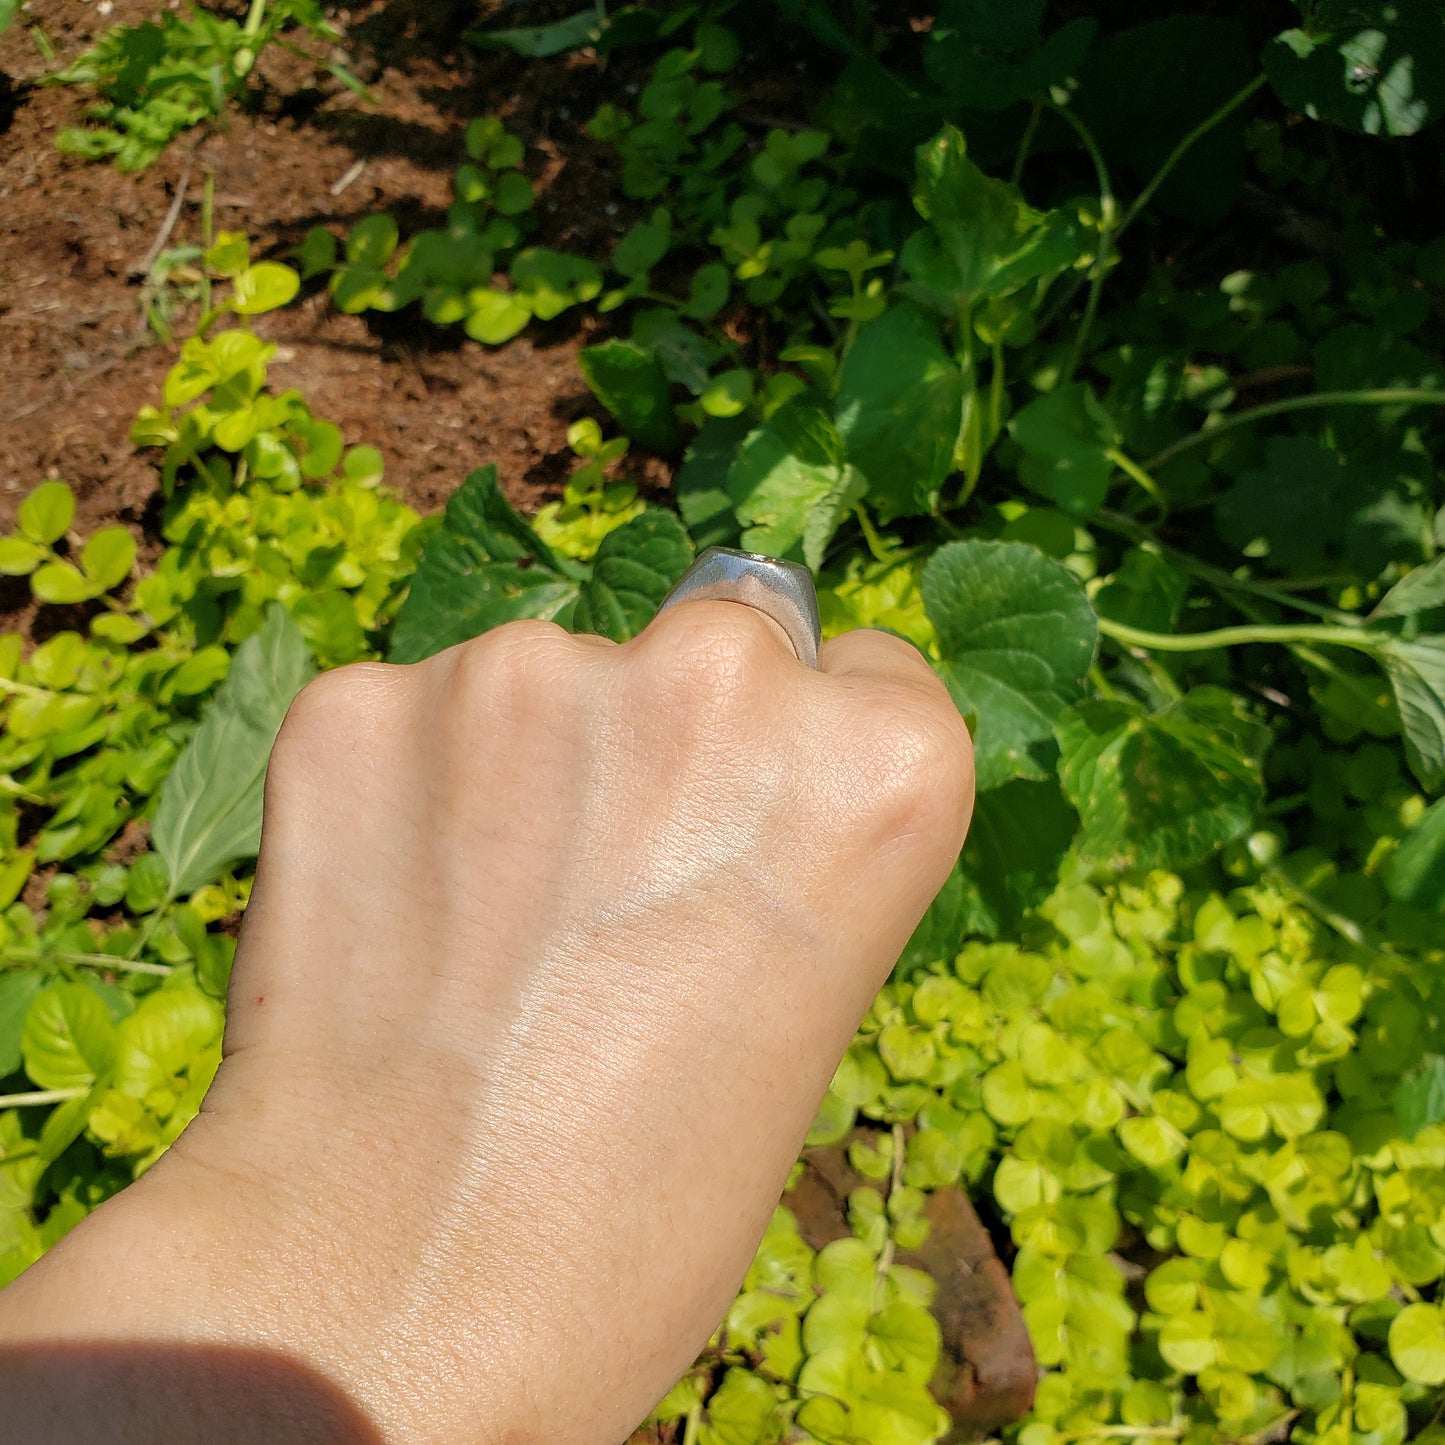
[641,603,780,704]
[445,619,576,699]
[855,688,974,839]
[278,662,403,750]
[267,665,407,805]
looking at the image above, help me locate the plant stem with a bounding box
[1145,388,1445,473]
[852,504,896,565]
[200,170,215,314]
[54,951,173,977]
[1106,448,1163,510]
[1011,102,1043,188]
[1099,617,1382,657]
[681,1399,703,1445]
[0,675,57,701]
[0,1087,86,1108]
[875,1122,907,1290]
[1059,1428,1184,1442]
[1116,74,1268,237]
[1094,511,1362,626]
[243,0,268,37]
[1050,104,1117,382]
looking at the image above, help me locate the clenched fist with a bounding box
[0,602,973,1445]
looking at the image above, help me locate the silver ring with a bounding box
[657,547,821,669]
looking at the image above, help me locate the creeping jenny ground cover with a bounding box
[3,1,1445,1440]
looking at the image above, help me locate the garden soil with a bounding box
[0,4,1032,1434]
[0,0,633,540]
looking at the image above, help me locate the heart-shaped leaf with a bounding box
[922,540,1098,790]
[389,467,583,664]
[573,509,693,641]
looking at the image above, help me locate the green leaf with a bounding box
[1215,436,1417,577]
[902,124,1078,316]
[0,973,44,1078]
[572,508,693,641]
[578,341,680,453]
[1119,1114,1186,1168]
[1009,384,1120,517]
[80,527,137,590]
[31,562,95,605]
[330,265,392,315]
[699,369,753,419]
[204,231,250,277]
[18,480,75,546]
[494,172,535,216]
[294,225,338,279]
[1395,1057,1445,1138]
[613,213,671,279]
[834,304,967,521]
[925,6,1095,111]
[0,0,19,37]
[231,263,301,316]
[151,604,317,899]
[1377,634,1445,789]
[676,416,749,551]
[956,779,1077,936]
[1373,556,1445,619]
[1056,688,1267,875]
[1389,1302,1445,1386]
[388,467,583,665]
[1384,796,1445,908]
[1094,548,1188,633]
[346,214,399,268]
[802,468,866,575]
[466,8,605,57]
[21,982,116,1091]
[922,540,1098,790]
[726,402,861,564]
[125,852,170,914]
[1158,1310,1217,1374]
[111,981,224,1099]
[1265,0,1445,138]
[342,445,385,487]
[464,289,533,345]
[869,1299,943,1383]
[0,538,45,576]
[509,248,603,320]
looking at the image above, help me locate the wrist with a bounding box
[0,1126,395,1443]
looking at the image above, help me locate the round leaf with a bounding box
[80,526,137,591]
[22,981,117,1090]
[18,480,75,546]
[922,540,1098,791]
[465,289,532,345]
[1390,1302,1445,1386]
[31,561,95,605]
[0,537,45,576]
[231,262,301,316]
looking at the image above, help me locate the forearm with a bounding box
[0,1148,385,1444]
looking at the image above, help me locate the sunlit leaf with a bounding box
[922,540,1098,790]
[151,604,316,898]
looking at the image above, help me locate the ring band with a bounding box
[657,547,822,669]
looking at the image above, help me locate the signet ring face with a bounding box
[656,547,822,669]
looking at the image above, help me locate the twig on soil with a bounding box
[329,158,367,196]
[129,153,195,279]
[1,399,50,426]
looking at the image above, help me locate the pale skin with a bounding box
[0,599,974,1443]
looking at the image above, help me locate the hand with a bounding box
[0,602,973,1444]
